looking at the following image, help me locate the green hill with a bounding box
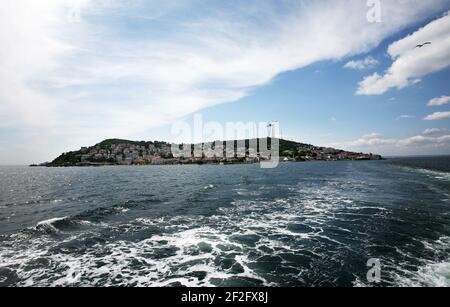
[46,138,382,167]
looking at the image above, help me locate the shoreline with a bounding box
[31,158,385,168]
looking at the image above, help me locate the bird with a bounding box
[415,42,431,48]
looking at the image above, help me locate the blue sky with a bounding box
[1,0,450,164]
[196,33,450,152]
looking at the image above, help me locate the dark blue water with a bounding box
[1,157,450,287]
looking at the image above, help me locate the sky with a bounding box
[1,0,450,164]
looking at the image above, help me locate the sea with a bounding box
[0,156,450,287]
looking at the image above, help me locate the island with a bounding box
[36,138,383,167]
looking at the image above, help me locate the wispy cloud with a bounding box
[428,95,450,106]
[397,115,416,120]
[357,11,450,95]
[344,56,379,70]
[1,0,449,163]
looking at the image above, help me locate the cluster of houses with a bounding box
[79,142,174,165]
[77,142,259,166]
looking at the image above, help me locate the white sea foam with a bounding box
[404,262,450,287]
[392,238,450,287]
[113,206,129,213]
[35,217,68,233]
[0,176,446,287]
[233,188,261,196]
[36,217,68,227]
[354,236,450,287]
[403,166,450,181]
[0,217,270,286]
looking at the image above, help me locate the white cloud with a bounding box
[428,95,450,106]
[0,1,71,128]
[423,128,445,134]
[1,0,449,163]
[357,11,450,95]
[362,133,383,139]
[329,133,397,148]
[326,132,450,155]
[424,111,450,120]
[397,115,416,120]
[398,134,450,146]
[344,56,379,70]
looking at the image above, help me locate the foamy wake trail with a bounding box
[403,166,450,181]
[0,178,446,287]
[354,236,450,287]
[1,215,273,286]
[0,179,375,286]
[392,236,450,287]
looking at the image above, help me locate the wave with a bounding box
[416,169,450,180]
[72,198,163,222]
[35,217,69,233]
[400,166,450,181]
[21,197,164,237]
[401,262,450,287]
[354,236,450,287]
[1,216,271,287]
[34,217,93,234]
[392,236,450,287]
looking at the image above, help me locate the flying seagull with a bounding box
[415,42,431,48]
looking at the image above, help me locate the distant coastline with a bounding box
[33,138,383,167]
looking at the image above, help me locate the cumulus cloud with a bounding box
[357,11,450,95]
[398,134,450,146]
[424,111,450,120]
[423,128,445,134]
[344,56,379,70]
[428,95,450,106]
[345,133,397,147]
[1,0,450,163]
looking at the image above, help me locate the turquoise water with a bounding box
[0,157,450,287]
